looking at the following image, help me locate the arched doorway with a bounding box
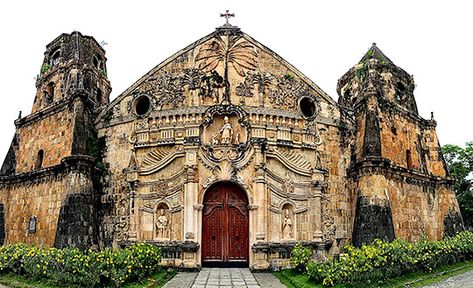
[202,182,249,267]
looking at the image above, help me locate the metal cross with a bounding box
[220,10,235,25]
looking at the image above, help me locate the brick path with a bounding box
[163,268,286,288]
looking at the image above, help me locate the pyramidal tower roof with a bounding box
[358,43,394,65]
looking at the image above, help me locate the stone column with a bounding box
[311,173,325,242]
[312,189,323,241]
[125,147,139,241]
[251,143,270,270]
[183,150,198,241]
[254,145,266,242]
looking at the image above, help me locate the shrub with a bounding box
[0,242,162,287]
[305,231,473,286]
[290,243,313,273]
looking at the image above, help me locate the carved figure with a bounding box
[199,71,223,103]
[219,116,233,145]
[283,209,293,240]
[283,172,294,194]
[156,209,169,239]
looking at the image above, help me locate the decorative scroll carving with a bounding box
[268,147,313,177]
[140,147,185,175]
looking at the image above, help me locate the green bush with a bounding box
[302,231,473,286]
[290,243,313,273]
[0,242,162,287]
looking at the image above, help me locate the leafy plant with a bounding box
[40,64,51,75]
[0,242,162,287]
[303,231,473,286]
[290,243,313,273]
[443,142,473,227]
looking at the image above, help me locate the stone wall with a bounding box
[15,105,73,174]
[0,157,97,248]
[350,165,460,245]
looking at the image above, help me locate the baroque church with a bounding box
[0,15,463,269]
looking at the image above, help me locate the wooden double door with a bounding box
[202,183,249,267]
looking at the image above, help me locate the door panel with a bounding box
[202,184,249,266]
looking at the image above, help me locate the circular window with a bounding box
[134,95,151,116]
[299,96,317,119]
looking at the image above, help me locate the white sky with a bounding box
[0,0,472,163]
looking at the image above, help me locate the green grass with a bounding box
[0,269,176,288]
[123,269,177,288]
[274,260,473,288]
[0,274,58,288]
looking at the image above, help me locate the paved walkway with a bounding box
[163,268,285,288]
[422,269,473,288]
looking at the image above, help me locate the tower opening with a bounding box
[34,150,44,170]
[406,149,412,169]
[49,47,61,65]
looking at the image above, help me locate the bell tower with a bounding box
[338,43,462,245]
[1,31,111,175]
[33,31,111,113]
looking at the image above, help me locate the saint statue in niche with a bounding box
[155,209,169,240]
[282,209,293,240]
[218,116,233,145]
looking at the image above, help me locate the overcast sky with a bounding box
[0,0,472,163]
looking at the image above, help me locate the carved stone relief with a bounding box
[195,34,257,103]
[321,190,336,243]
[200,105,250,162]
[113,173,130,242]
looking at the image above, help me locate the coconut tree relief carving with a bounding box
[195,35,258,104]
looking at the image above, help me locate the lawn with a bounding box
[0,268,176,288]
[274,259,473,288]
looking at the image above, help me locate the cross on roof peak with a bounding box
[220,10,235,26]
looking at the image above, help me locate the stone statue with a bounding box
[156,209,169,239]
[219,116,233,145]
[283,172,294,194]
[283,209,293,240]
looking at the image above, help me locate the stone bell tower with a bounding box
[338,43,462,246]
[0,31,111,249]
[3,31,112,174]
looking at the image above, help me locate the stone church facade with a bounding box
[0,22,463,269]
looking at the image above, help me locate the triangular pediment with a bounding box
[97,26,337,124]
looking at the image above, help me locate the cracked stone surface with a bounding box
[163,268,285,288]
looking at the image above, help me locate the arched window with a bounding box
[49,47,61,65]
[35,150,44,169]
[396,82,406,102]
[93,54,102,70]
[406,149,412,169]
